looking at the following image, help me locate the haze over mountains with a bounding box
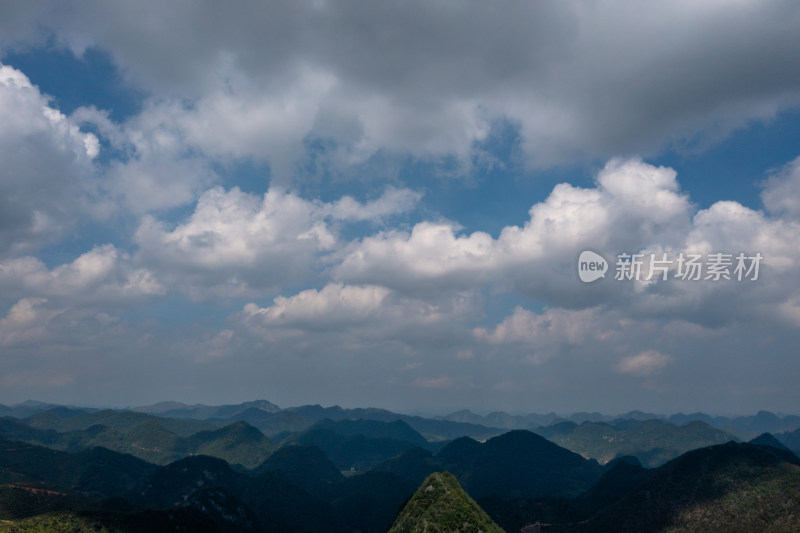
[1,399,800,532]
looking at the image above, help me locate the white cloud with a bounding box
[762,156,800,220]
[474,306,601,346]
[134,186,333,298]
[616,350,674,376]
[134,185,419,298]
[335,159,691,299]
[333,158,800,331]
[0,64,100,256]
[238,282,473,340]
[0,298,57,347]
[0,244,165,304]
[71,103,219,214]
[242,283,391,330]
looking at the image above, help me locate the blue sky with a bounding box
[1,1,800,415]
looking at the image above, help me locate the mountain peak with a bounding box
[388,471,503,533]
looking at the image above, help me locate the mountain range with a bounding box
[1,399,800,532]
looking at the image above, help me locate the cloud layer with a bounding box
[4,2,800,177]
[2,3,800,412]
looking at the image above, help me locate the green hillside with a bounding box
[0,417,274,469]
[576,442,800,532]
[388,472,504,533]
[541,419,734,467]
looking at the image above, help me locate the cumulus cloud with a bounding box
[616,350,674,376]
[0,64,100,256]
[334,158,800,330]
[0,298,59,347]
[134,186,331,298]
[134,186,420,298]
[474,306,601,346]
[237,282,475,344]
[0,244,164,305]
[242,283,391,330]
[334,159,691,299]
[71,103,219,214]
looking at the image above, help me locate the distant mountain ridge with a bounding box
[133,399,281,420]
[440,407,800,438]
[5,399,800,441]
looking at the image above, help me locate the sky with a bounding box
[1,1,800,415]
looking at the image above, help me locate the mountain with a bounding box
[283,404,504,441]
[254,444,343,497]
[376,430,603,501]
[372,446,441,486]
[749,432,795,455]
[310,418,429,447]
[240,410,314,437]
[133,399,281,420]
[667,411,732,428]
[0,401,91,420]
[574,442,800,532]
[328,471,417,533]
[132,400,200,414]
[0,508,224,533]
[284,419,430,470]
[538,418,734,467]
[666,411,800,438]
[440,430,603,500]
[137,455,247,508]
[775,427,800,458]
[137,455,341,532]
[0,436,157,497]
[184,421,276,469]
[728,410,789,437]
[387,471,503,533]
[571,456,651,516]
[533,420,578,439]
[24,408,219,436]
[14,401,506,442]
[1,415,274,468]
[0,483,96,521]
[440,409,561,429]
[0,416,61,445]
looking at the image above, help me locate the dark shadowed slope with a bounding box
[574,442,800,533]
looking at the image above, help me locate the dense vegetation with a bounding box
[536,418,734,467]
[388,472,504,533]
[572,442,800,532]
